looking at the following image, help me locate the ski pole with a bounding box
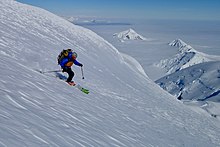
[81,66,85,79]
[39,70,62,74]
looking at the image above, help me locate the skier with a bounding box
[58,49,83,86]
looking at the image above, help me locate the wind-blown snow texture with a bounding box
[0,0,220,146]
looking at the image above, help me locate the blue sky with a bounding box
[16,0,220,20]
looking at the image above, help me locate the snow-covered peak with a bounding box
[113,28,147,41]
[156,39,220,74]
[169,39,188,49]
[169,39,196,53]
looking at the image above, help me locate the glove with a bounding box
[79,63,83,67]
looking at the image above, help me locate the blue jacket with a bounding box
[59,52,82,68]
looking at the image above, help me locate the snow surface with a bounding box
[156,61,220,102]
[155,39,220,114]
[1,0,220,146]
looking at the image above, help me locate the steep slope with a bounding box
[0,0,220,146]
[157,39,220,74]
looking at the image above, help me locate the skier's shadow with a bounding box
[55,72,67,80]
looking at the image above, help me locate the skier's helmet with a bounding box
[72,52,77,59]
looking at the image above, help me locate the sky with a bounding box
[16,0,220,20]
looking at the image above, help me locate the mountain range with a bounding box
[156,39,220,104]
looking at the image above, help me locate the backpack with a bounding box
[57,49,72,64]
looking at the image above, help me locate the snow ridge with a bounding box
[169,39,188,49]
[156,61,220,102]
[156,39,220,74]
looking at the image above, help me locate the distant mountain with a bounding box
[63,16,131,26]
[156,39,220,74]
[156,61,220,102]
[113,28,147,41]
[156,39,220,102]
[169,39,188,49]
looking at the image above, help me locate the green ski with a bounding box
[76,84,89,94]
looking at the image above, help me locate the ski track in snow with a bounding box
[0,0,220,147]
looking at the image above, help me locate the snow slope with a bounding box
[156,39,220,74]
[156,61,220,102]
[0,0,220,146]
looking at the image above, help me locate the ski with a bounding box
[58,77,89,94]
[65,81,89,94]
[75,84,89,94]
[66,81,89,94]
[36,69,89,94]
